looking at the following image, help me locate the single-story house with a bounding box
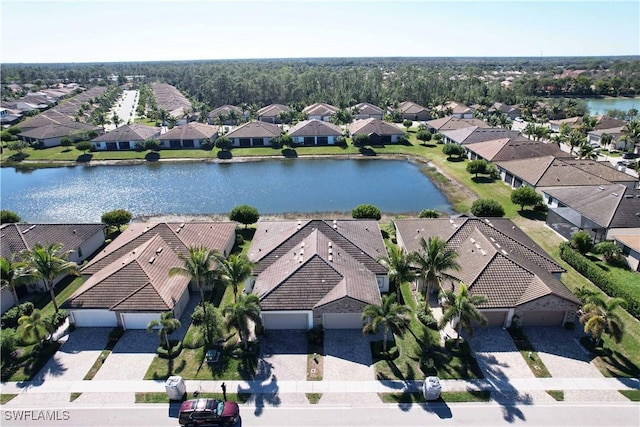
[152,83,192,122]
[544,184,640,242]
[0,108,22,126]
[18,122,102,148]
[352,103,384,120]
[288,119,342,145]
[587,127,627,151]
[395,218,580,327]
[246,219,389,330]
[614,235,640,272]
[396,101,431,121]
[91,124,160,151]
[492,102,522,120]
[495,156,637,189]
[348,118,405,144]
[0,223,105,312]
[425,116,490,134]
[16,110,75,132]
[71,222,236,329]
[466,137,570,162]
[257,104,290,123]
[440,127,520,145]
[208,105,247,125]
[302,103,338,122]
[549,117,582,133]
[225,121,282,147]
[433,101,474,119]
[158,123,219,149]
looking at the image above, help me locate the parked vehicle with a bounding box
[622,152,639,159]
[178,399,240,426]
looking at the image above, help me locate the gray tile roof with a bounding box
[348,118,405,136]
[152,83,192,117]
[18,122,101,140]
[158,123,218,141]
[425,116,490,131]
[1,223,105,260]
[467,138,569,162]
[397,101,429,114]
[208,105,243,119]
[65,235,189,312]
[225,121,282,139]
[442,127,521,145]
[353,103,384,115]
[81,222,236,276]
[302,103,338,117]
[92,124,159,143]
[288,120,342,137]
[257,104,290,118]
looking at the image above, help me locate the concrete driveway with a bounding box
[323,330,374,381]
[466,328,535,381]
[257,330,307,381]
[92,330,158,381]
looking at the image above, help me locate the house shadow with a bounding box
[237,358,281,416]
[471,176,495,184]
[518,210,547,221]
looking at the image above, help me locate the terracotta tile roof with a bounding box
[92,124,159,143]
[253,229,382,310]
[1,223,105,260]
[81,222,236,275]
[302,103,338,116]
[158,123,219,141]
[65,235,189,311]
[257,104,289,118]
[614,235,640,252]
[545,185,640,228]
[248,220,388,276]
[348,118,405,136]
[288,120,342,137]
[225,121,282,139]
[395,218,578,309]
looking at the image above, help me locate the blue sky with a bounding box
[1,0,638,63]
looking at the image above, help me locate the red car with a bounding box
[178,399,240,426]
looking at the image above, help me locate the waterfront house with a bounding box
[18,122,102,148]
[288,119,342,145]
[91,124,159,150]
[465,137,570,162]
[348,118,405,144]
[158,122,219,149]
[225,121,282,147]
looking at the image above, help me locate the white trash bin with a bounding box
[165,375,186,400]
[422,376,442,401]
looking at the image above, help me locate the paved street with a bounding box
[105,89,139,131]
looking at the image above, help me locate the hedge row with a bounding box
[559,242,639,319]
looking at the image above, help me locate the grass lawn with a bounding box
[1,341,61,382]
[135,392,251,404]
[378,390,491,404]
[70,392,82,402]
[373,283,483,381]
[305,393,322,404]
[1,394,17,404]
[546,390,564,401]
[591,258,640,301]
[619,390,640,401]
[83,350,111,380]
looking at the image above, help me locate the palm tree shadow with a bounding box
[237,358,280,416]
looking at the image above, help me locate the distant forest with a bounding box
[2,57,640,109]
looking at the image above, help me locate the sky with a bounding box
[1,0,639,63]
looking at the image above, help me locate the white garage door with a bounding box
[262,312,309,329]
[121,312,161,330]
[71,310,118,327]
[323,313,364,329]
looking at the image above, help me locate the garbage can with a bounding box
[165,375,186,401]
[422,376,442,401]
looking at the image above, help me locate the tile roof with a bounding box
[302,103,338,117]
[64,235,189,312]
[614,235,640,252]
[425,116,491,131]
[397,101,429,114]
[158,123,219,141]
[467,138,569,162]
[544,185,640,228]
[209,105,243,118]
[257,104,290,118]
[92,124,159,142]
[252,228,382,310]
[152,83,192,117]
[394,218,578,309]
[81,222,236,275]
[442,127,521,145]
[18,122,100,140]
[1,223,105,260]
[560,159,636,184]
[353,103,384,115]
[587,127,624,138]
[348,118,405,136]
[288,119,342,137]
[225,121,282,139]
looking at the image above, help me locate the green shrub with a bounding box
[0,328,17,358]
[45,310,68,329]
[1,302,35,329]
[108,326,124,342]
[352,204,382,220]
[157,339,182,359]
[570,231,593,254]
[0,209,21,224]
[559,242,639,319]
[417,311,438,329]
[470,198,505,217]
[419,209,440,218]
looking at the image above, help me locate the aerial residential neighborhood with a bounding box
[1,1,640,426]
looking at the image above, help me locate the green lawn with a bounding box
[1,341,61,382]
[1,394,17,404]
[378,390,491,404]
[592,258,640,301]
[135,391,251,403]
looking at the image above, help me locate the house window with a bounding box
[304,136,315,145]
[119,141,131,150]
[317,136,328,145]
[170,140,181,148]
[183,140,194,148]
[239,138,251,147]
[106,142,117,150]
[252,138,264,146]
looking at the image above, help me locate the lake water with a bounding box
[585,97,639,116]
[0,159,452,223]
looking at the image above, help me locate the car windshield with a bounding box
[216,401,225,415]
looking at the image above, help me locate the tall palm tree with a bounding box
[169,246,223,311]
[219,254,255,303]
[621,120,640,152]
[599,132,613,151]
[147,311,181,351]
[577,141,598,160]
[438,282,488,348]
[579,114,598,134]
[412,236,460,312]
[223,294,262,350]
[567,130,585,155]
[377,245,417,301]
[1,255,31,305]
[21,243,79,313]
[362,294,411,352]
[111,112,121,128]
[18,309,52,348]
[580,297,626,345]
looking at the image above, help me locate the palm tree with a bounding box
[147,311,181,351]
[621,120,640,153]
[157,108,170,126]
[377,245,417,301]
[21,243,79,313]
[0,255,31,305]
[567,130,585,155]
[580,297,626,345]
[219,254,255,303]
[438,282,487,348]
[412,236,460,312]
[498,114,512,130]
[362,294,411,352]
[577,141,598,160]
[169,246,223,311]
[599,132,613,151]
[223,294,262,350]
[111,112,121,128]
[18,309,52,348]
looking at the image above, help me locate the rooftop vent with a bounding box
[148,257,155,264]
[470,238,476,243]
[612,193,618,197]
[156,247,163,254]
[328,241,332,248]
[328,254,333,262]
[480,249,487,256]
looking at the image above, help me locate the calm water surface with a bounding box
[1,159,452,223]
[585,97,639,116]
